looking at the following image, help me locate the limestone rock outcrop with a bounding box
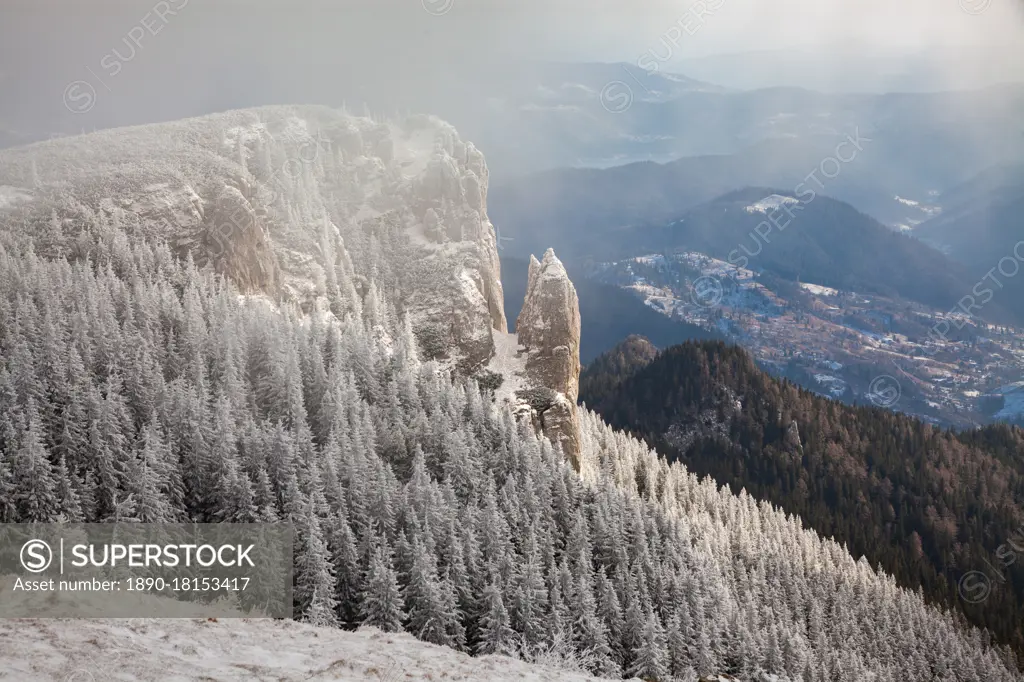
[0,106,507,371]
[515,249,583,470]
[201,184,280,294]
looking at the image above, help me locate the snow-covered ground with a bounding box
[487,330,529,406]
[0,185,30,209]
[813,373,848,397]
[993,382,1024,421]
[0,569,633,680]
[627,281,686,316]
[675,252,754,281]
[744,194,798,214]
[0,616,625,682]
[799,282,838,297]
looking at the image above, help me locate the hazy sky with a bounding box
[469,0,1024,59]
[1,0,1022,140]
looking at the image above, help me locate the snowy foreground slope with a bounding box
[0,582,626,681]
[0,617,625,682]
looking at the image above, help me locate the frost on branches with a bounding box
[0,237,1018,681]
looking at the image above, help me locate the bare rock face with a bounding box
[516,249,583,470]
[395,131,507,371]
[0,106,507,371]
[200,184,280,294]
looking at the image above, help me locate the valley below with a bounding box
[590,248,1024,428]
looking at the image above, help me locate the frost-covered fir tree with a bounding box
[476,580,517,657]
[360,537,405,633]
[294,504,339,627]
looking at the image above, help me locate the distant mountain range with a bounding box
[674,46,1024,93]
[629,188,997,317]
[5,45,1023,182]
[483,76,1024,175]
[489,124,1023,254]
[499,185,1014,325]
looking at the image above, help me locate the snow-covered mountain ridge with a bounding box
[0,105,507,370]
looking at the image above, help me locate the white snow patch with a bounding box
[677,251,754,281]
[223,121,269,149]
[813,374,848,397]
[487,330,529,406]
[994,382,1024,421]
[0,185,30,209]
[799,282,838,297]
[0,615,622,681]
[744,194,798,214]
[633,254,667,267]
[560,82,597,95]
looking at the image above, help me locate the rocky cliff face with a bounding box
[0,106,590,467]
[0,106,507,371]
[200,183,281,294]
[515,249,583,470]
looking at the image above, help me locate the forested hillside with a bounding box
[0,225,1020,680]
[581,338,1024,658]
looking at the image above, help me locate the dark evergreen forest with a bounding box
[581,338,1024,659]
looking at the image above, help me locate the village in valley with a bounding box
[591,251,1024,428]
